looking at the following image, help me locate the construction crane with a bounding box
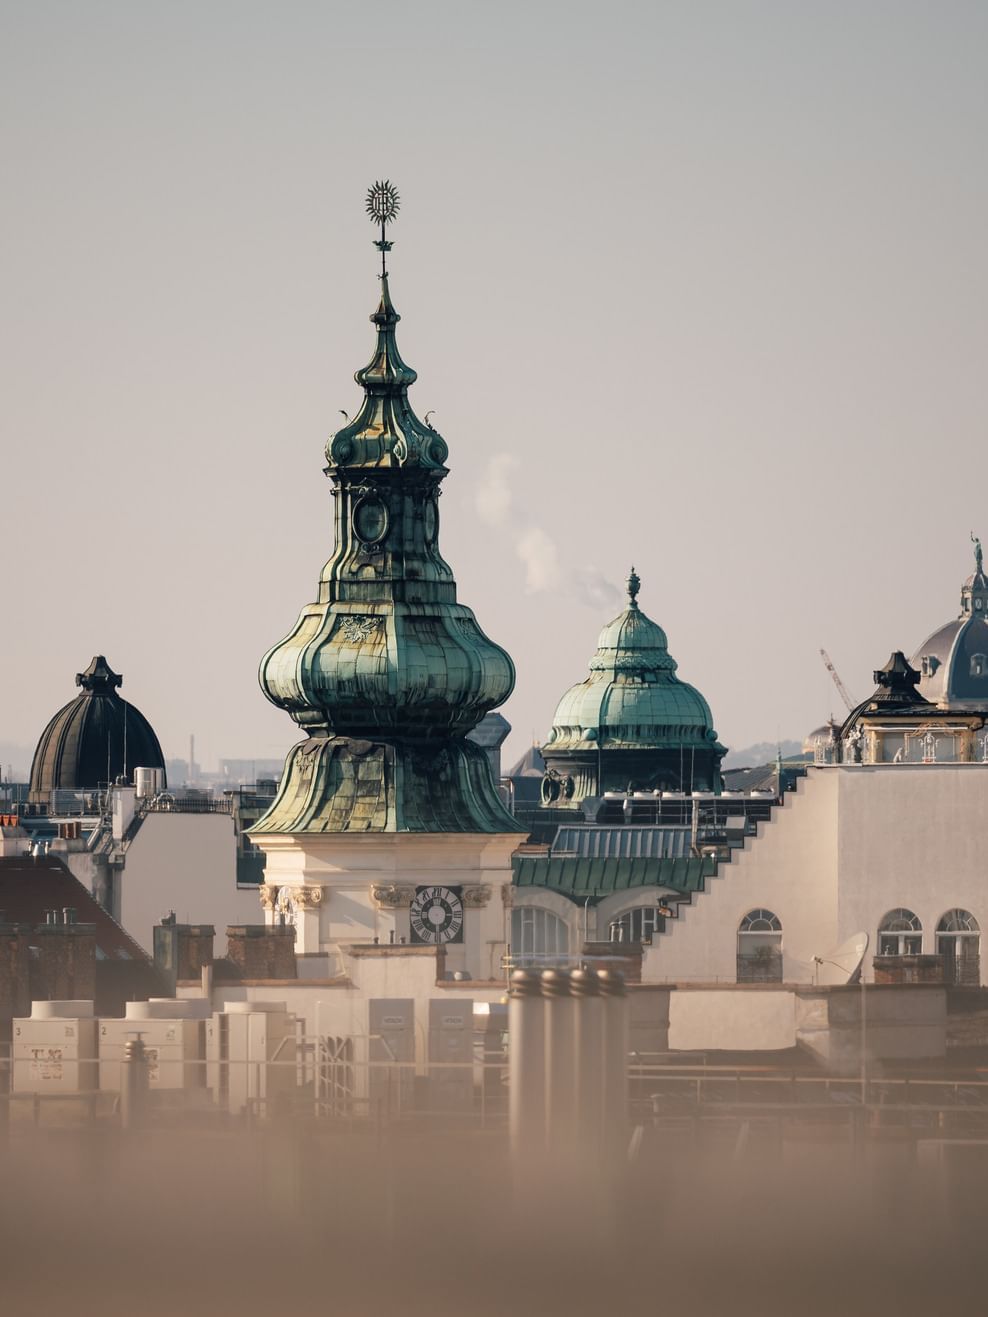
[819,649,856,712]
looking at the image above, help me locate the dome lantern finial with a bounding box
[627,566,641,610]
[76,656,122,694]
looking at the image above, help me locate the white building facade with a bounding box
[510,764,988,986]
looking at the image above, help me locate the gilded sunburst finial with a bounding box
[366,180,400,277]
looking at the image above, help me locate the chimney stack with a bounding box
[225,925,297,980]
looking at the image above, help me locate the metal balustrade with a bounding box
[4,1036,988,1136]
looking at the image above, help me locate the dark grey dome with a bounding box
[29,657,166,803]
[911,543,988,710]
[912,617,988,707]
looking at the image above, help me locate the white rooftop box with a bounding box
[31,1000,95,1020]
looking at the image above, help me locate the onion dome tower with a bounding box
[540,569,726,805]
[253,184,521,835]
[910,535,988,710]
[29,656,166,804]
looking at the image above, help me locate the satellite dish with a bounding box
[814,932,869,985]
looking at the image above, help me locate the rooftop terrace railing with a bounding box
[140,795,232,815]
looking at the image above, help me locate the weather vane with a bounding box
[366,179,400,277]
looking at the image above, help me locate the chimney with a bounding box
[152,922,215,993]
[225,925,297,980]
[0,918,31,1023]
[30,919,97,1002]
[580,940,643,983]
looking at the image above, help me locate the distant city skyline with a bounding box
[3,2,986,773]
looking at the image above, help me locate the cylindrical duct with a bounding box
[120,1037,151,1130]
[571,968,604,1156]
[508,970,545,1165]
[542,969,576,1157]
[598,968,629,1161]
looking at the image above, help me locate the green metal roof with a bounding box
[512,853,718,904]
[543,572,722,752]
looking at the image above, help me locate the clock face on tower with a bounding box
[409,885,464,945]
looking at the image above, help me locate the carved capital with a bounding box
[461,884,493,908]
[259,885,278,911]
[292,886,325,911]
[371,884,416,909]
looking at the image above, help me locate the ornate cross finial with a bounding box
[627,566,641,608]
[366,180,400,278]
[972,530,983,577]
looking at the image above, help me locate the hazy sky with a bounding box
[2,1,987,775]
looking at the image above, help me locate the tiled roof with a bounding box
[0,856,149,962]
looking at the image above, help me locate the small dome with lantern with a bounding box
[540,570,725,805]
[29,657,166,804]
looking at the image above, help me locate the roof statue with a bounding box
[252,186,522,835]
[29,657,166,804]
[540,569,725,805]
[973,530,983,578]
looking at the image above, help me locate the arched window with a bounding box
[510,906,569,968]
[936,909,981,985]
[971,654,987,678]
[737,909,782,983]
[608,906,666,945]
[877,909,922,956]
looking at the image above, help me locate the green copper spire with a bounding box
[253,187,522,835]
